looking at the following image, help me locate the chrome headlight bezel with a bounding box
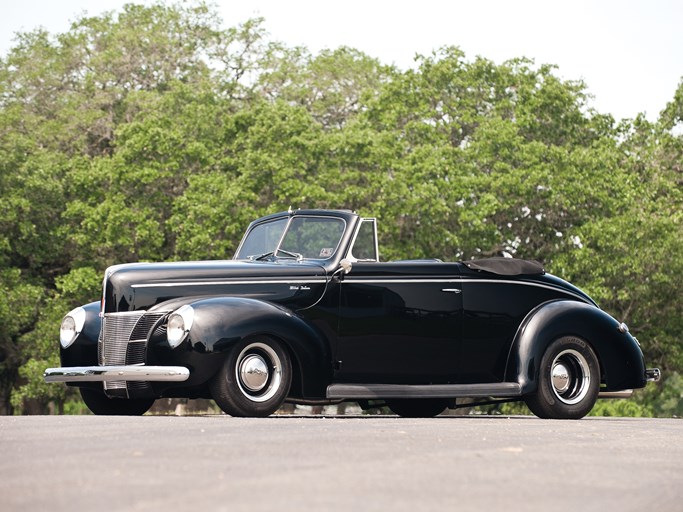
[59,307,87,349]
[167,305,194,348]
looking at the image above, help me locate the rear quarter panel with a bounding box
[460,277,582,382]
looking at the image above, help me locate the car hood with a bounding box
[103,260,329,313]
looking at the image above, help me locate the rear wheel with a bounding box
[524,336,600,419]
[80,387,155,416]
[210,336,292,417]
[387,398,448,418]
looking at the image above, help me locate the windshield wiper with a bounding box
[249,249,303,261]
[275,248,303,260]
[249,251,274,261]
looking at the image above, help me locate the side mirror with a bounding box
[338,259,353,275]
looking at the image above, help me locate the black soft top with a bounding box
[462,258,545,276]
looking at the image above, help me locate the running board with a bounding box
[326,382,522,400]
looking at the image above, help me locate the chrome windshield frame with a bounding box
[234,214,348,262]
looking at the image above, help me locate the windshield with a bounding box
[235,216,346,261]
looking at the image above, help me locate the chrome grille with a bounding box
[98,311,165,396]
[100,312,146,365]
[126,341,147,365]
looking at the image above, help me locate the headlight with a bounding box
[59,307,86,349]
[167,305,194,348]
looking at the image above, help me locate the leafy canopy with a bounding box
[1,1,680,415]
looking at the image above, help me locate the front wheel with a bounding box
[80,387,155,416]
[524,336,600,419]
[210,336,292,417]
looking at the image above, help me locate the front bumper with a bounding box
[44,365,190,383]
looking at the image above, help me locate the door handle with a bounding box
[441,288,462,294]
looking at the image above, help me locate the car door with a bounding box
[334,262,463,384]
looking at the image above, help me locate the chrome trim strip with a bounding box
[346,218,380,262]
[102,310,152,317]
[345,278,589,302]
[131,276,585,301]
[345,279,461,284]
[598,390,634,399]
[101,263,136,316]
[131,279,327,289]
[44,365,190,383]
[467,279,590,303]
[234,214,348,261]
[275,215,295,256]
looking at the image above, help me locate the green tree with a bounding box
[257,46,395,129]
[554,112,683,384]
[1,2,680,416]
[0,2,272,412]
[0,270,43,414]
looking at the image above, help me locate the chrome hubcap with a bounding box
[239,354,269,392]
[551,349,591,405]
[552,363,570,393]
[235,342,282,403]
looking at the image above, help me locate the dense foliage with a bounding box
[1,2,681,415]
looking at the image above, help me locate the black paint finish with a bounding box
[59,209,651,403]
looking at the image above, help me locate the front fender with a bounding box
[505,300,646,394]
[184,297,332,398]
[59,301,101,367]
[59,301,102,389]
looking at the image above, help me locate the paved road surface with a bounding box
[1,415,681,511]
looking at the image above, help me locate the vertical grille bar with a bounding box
[101,312,146,365]
[99,311,169,397]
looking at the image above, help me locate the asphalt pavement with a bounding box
[1,414,681,511]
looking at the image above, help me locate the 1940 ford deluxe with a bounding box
[45,209,660,419]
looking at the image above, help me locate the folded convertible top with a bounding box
[462,258,545,276]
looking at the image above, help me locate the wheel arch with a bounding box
[505,300,647,394]
[185,297,332,398]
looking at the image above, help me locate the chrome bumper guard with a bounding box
[44,365,190,383]
[645,368,661,382]
[597,368,661,399]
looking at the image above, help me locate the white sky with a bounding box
[1,0,682,121]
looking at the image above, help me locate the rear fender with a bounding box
[185,297,332,398]
[505,300,646,394]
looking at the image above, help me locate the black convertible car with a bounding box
[45,209,659,419]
